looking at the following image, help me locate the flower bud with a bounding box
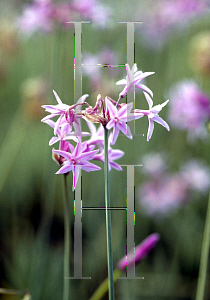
[117,233,160,272]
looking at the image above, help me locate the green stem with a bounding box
[195,191,210,300]
[89,269,122,300]
[103,126,115,300]
[63,174,70,300]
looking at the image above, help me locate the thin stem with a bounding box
[195,191,210,300]
[63,174,70,300]
[103,126,115,300]
[116,95,122,108]
[89,269,122,300]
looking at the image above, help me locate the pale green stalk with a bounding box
[104,126,115,300]
[89,269,122,300]
[63,174,70,300]
[195,190,210,300]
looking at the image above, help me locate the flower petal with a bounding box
[135,84,153,98]
[152,115,170,131]
[147,118,154,141]
[53,90,63,105]
[143,92,153,109]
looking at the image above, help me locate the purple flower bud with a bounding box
[117,233,160,272]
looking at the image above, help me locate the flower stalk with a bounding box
[104,126,115,300]
[89,269,121,300]
[63,174,70,300]
[195,189,210,300]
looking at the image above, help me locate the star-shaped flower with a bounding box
[134,92,170,141]
[105,97,134,145]
[41,90,88,135]
[94,132,124,171]
[53,140,101,190]
[116,64,155,99]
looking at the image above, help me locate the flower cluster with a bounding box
[17,0,111,35]
[168,80,210,142]
[138,152,210,217]
[42,64,170,190]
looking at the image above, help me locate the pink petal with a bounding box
[152,115,170,131]
[56,163,73,174]
[136,84,153,98]
[53,149,72,161]
[105,97,117,118]
[53,90,63,105]
[111,126,120,145]
[147,118,154,141]
[143,92,153,109]
[49,136,60,146]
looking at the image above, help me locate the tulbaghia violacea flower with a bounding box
[168,80,210,141]
[116,64,155,99]
[43,119,79,146]
[105,97,134,145]
[17,0,56,35]
[134,92,170,141]
[180,160,210,194]
[53,139,101,190]
[141,152,167,177]
[86,122,104,151]
[41,90,88,135]
[72,0,112,28]
[94,133,124,171]
[139,174,188,217]
[117,233,160,272]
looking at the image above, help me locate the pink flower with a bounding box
[134,92,170,141]
[72,0,111,28]
[117,233,160,272]
[41,90,88,135]
[180,160,210,193]
[168,80,210,141]
[17,0,56,35]
[116,64,154,99]
[94,133,124,171]
[105,97,134,145]
[139,174,188,216]
[53,139,101,190]
[141,152,167,177]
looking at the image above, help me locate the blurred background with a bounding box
[0,0,210,299]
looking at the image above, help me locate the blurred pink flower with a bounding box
[180,160,210,193]
[72,0,111,28]
[139,0,209,48]
[168,80,210,141]
[17,0,56,35]
[139,174,188,216]
[17,0,112,35]
[117,233,160,272]
[141,152,167,177]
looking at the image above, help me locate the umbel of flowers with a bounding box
[41,63,169,300]
[42,63,170,190]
